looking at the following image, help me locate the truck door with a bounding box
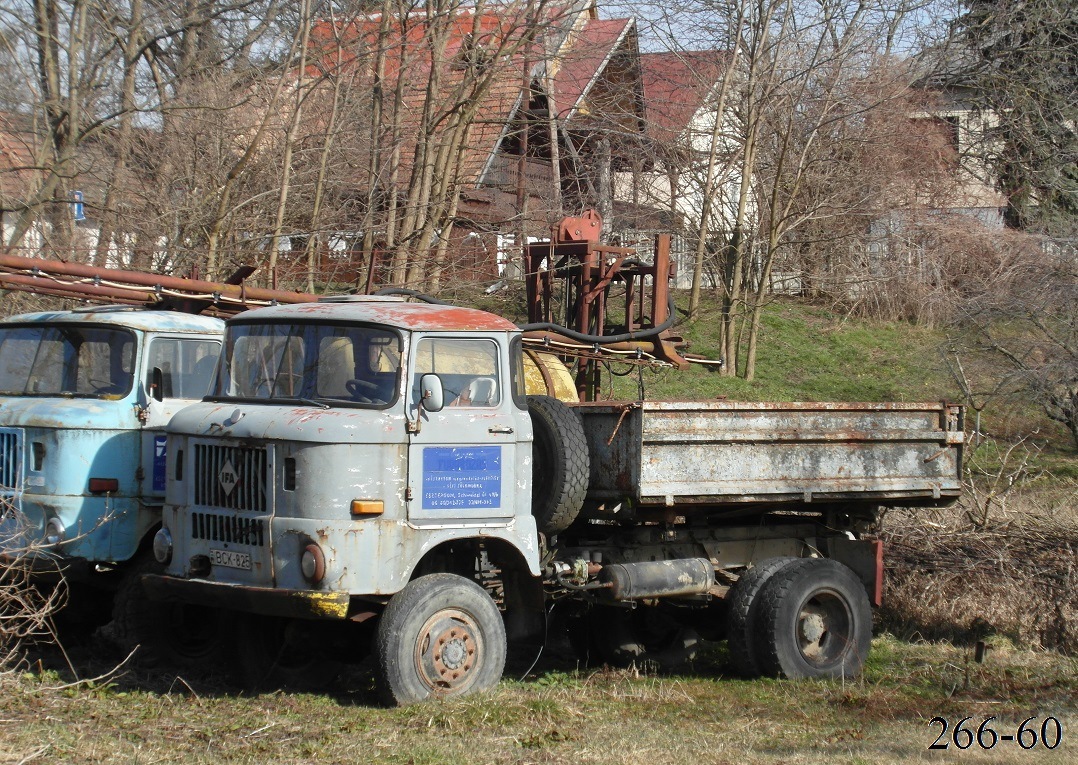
[140,336,222,503]
[406,336,519,525]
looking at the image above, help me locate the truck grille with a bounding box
[191,511,266,546]
[193,444,268,512]
[0,429,20,491]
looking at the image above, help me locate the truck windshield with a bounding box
[0,325,136,398]
[216,322,400,406]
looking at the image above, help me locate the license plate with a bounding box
[210,548,251,570]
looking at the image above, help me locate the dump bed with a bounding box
[577,401,963,511]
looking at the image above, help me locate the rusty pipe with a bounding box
[0,254,316,306]
[0,273,157,303]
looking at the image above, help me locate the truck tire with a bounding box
[375,573,506,705]
[755,558,872,679]
[725,557,799,678]
[583,605,700,670]
[111,553,224,669]
[526,395,589,534]
[47,581,113,640]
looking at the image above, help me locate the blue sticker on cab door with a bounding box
[422,446,501,509]
[152,435,167,492]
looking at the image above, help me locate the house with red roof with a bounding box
[292,1,733,287]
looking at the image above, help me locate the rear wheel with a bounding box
[756,558,872,679]
[375,573,506,705]
[724,557,799,677]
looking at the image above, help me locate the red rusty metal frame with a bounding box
[523,214,688,400]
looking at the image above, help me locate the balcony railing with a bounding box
[480,154,554,191]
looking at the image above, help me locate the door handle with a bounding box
[488,426,514,434]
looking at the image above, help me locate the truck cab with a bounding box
[0,307,223,591]
[153,297,539,614]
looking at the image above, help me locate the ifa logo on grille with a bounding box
[219,459,239,496]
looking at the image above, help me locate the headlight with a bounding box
[300,543,325,584]
[44,517,65,546]
[153,527,173,565]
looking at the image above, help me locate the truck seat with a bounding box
[453,376,497,407]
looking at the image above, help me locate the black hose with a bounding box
[372,287,452,305]
[519,292,677,344]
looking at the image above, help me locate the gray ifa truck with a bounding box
[145,296,963,703]
[0,306,224,645]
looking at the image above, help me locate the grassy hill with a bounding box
[499,290,1075,469]
[629,297,956,404]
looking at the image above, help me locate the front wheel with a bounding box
[756,558,872,679]
[111,553,225,670]
[375,573,506,705]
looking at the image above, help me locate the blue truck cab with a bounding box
[0,306,223,595]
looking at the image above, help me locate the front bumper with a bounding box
[142,574,352,620]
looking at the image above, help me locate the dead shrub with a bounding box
[879,500,1078,654]
[0,499,65,672]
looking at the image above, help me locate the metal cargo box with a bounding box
[577,401,963,510]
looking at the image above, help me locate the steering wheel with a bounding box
[251,377,272,398]
[89,377,124,395]
[345,379,379,399]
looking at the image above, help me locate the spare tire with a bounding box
[527,395,589,534]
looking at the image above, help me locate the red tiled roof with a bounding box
[307,8,541,188]
[639,51,730,143]
[552,17,634,119]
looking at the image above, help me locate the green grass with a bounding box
[596,296,1077,459]
[2,636,1075,764]
[603,298,958,404]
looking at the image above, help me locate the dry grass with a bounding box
[0,635,1075,765]
[2,491,1076,764]
[880,480,1078,654]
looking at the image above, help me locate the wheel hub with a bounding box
[796,592,851,666]
[438,632,470,671]
[800,611,827,645]
[416,610,480,693]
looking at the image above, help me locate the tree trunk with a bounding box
[268,0,313,284]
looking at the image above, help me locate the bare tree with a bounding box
[951,236,1078,450]
[639,0,954,379]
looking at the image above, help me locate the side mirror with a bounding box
[419,374,444,412]
[150,367,165,402]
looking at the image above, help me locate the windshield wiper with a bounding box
[296,396,331,410]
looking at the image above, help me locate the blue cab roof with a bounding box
[1,306,225,334]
